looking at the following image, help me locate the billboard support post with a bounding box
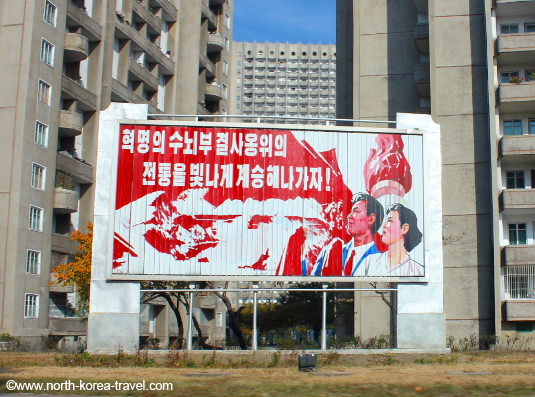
[187,283,195,350]
[321,284,328,350]
[252,283,259,350]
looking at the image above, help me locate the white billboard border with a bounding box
[102,119,429,283]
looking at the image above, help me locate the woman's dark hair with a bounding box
[386,203,422,252]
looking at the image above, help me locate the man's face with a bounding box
[381,210,407,246]
[346,200,375,239]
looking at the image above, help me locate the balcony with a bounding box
[49,317,87,336]
[414,24,429,55]
[503,245,535,266]
[415,62,430,97]
[199,52,215,77]
[51,233,79,254]
[56,151,93,184]
[148,0,177,22]
[115,17,174,75]
[504,301,535,321]
[201,0,217,31]
[205,83,225,100]
[498,34,535,66]
[110,79,159,115]
[500,134,535,157]
[49,272,74,293]
[54,187,78,214]
[499,82,535,113]
[58,110,83,137]
[66,1,101,41]
[61,75,97,111]
[63,32,89,62]
[128,58,159,91]
[500,188,535,210]
[198,295,217,309]
[207,33,224,53]
[132,1,163,33]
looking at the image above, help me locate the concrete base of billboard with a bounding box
[396,113,445,349]
[397,313,446,349]
[87,103,148,354]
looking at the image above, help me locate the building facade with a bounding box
[229,42,336,124]
[0,0,232,347]
[338,0,535,341]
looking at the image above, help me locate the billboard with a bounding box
[110,122,425,281]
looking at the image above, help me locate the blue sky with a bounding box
[232,0,336,45]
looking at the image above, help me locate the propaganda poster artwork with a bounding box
[112,125,424,279]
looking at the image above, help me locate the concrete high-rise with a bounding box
[0,0,232,347]
[338,0,535,342]
[229,42,336,124]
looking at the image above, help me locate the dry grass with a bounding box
[1,351,535,396]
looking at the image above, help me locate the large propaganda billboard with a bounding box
[110,122,425,281]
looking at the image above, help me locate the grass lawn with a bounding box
[1,351,535,396]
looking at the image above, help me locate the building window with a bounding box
[224,13,230,29]
[26,250,41,275]
[517,322,533,333]
[506,170,525,189]
[525,23,535,33]
[43,0,57,26]
[29,205,44,232]
[24,294,39,318]
[504,120,523,135]
[31,163,46,190]
[529,119,535,135]
[500,24,519,34]
[37,80,51,105]
[501,71,519,83]
[509,223,527,245]
[225,36,230,51]
[223,60,228,75]
[34,121,48,146]
[40,39,55,66]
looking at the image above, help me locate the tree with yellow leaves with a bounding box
[50,222,93,315]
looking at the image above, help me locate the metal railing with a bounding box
[147,113,398,125]
[502,265,535,300]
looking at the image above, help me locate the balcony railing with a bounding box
[499,82,535,104]
[500,188,535,209]
[498,33,535,55]
[132,1,163,33]
[500,134,535,156]
[63,32,89,62]
[207,33,224,53]
[502,265,535,300]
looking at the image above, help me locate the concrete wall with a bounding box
[429,0,494,338]
[337,0,495,341]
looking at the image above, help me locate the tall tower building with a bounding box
[229,42,336,124]
[337,0,494,341]
[0,0,232,346]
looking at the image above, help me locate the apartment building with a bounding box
[229,42,336,124]
[0,0,232,348]
[337,0,535,342]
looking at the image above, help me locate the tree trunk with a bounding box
[212,290,248,350]
[179,295,218,350]
[162,294,184,348]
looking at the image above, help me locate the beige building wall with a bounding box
[337,0,495,341]
[0,0,231,347]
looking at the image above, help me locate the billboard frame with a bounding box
[102,119,428,283]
